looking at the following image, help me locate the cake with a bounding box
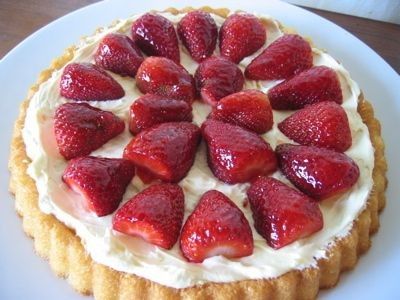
[8,6,387,300]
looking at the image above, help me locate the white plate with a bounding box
[0,0,399,299]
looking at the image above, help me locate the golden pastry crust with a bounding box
[8,6,387,300]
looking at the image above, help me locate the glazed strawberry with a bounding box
[136,57,195,103]
[180,190,253,263]
[54,103,125,160]
[129,94,192,134]
[94,33,144,77]
[247,177,323,249]
[201,120,277,184]
[194,56,244,106]
[278,101,351,152]
[113,183,184,249]
[210,89,273,134]
[219,13,266,63]
[60,63,125,101]
[245,34,312,80]
[123,122,201,183]
[276,144,360,200]
[131,13,180,63]
[62,156,135,217]
[177,10,218,62]
[268,66,343,110]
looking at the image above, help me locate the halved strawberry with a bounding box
[278,101,351,152]
[210,89,273,134]
[180,190,253,263]
[219,13,266,63]
[113,183,184,249]
[201,120,277,184]
[54,103,125,160]
[62,156,135,216]
[268,66,343,110]
[245,34,312,80]
[60,63,125,101]
[276,144,360,200]
[247,177,323,249]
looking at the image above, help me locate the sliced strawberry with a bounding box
[268,66,343,110]
[113,183,184,249]
[54,103,125,160]
[136,57,195,103]
[276,144,360,200]
[131,13,180,63]
[194,56,244,106]
[247,177,323,249]
[219,13,266,63]
[60,63,125,101]
[123,122,201,183]
[62,156,135,216]
[245,34,312,80]
[278,101,351,151]
[94,33,144,77]
[177,10,218,62]
[180,190,253,263]
[201,120,277,184]
[210,89,273,134]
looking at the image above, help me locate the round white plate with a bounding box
[1,0,399,299]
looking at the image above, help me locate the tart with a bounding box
[8,6,387,300]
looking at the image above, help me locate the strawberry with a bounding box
[201,120,277,184]
[245,34,312,80]
[177,10,218,62]
[54,103,125,160]
[60,63,125,101]
[129,94,192,134]
[62,156,135,217]
[278,101,351,152]
[268,66,343,110]
[113,183,184,249]
[94,33,144,77]
[276,144,360,200]
[247,177,323,249]
[194,56,244,106]
[210,89,273,134]
[131,13,180,63]
[136,57,195,103]
[219,13,266,64]
[123,122,201,183]
[180,190,253,263]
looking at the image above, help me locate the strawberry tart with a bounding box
[9,6,387,300]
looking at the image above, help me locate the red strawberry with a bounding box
[201,120,277,184]
[113,183,184,249]
[219,13,266,64]
[123,122,201,183]
[194,56,244,106]
[247,177,323,249]
[54,103,125,160]
[177,10,218,62]
[268,66,343,110]
[129,94,192,134]
[94,33,144,77]
[131,13,180,63]
[60,63,125,101]
[136,57,195,103]
[62,156,135,216]
[180,190,253,263]
[245,34,312,80]
[276,144,360,200]
[278,101,351,152]
[210,89,273,134]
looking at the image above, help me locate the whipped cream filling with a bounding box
[22,12,374,288]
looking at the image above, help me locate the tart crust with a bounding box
[8,6,387,300]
